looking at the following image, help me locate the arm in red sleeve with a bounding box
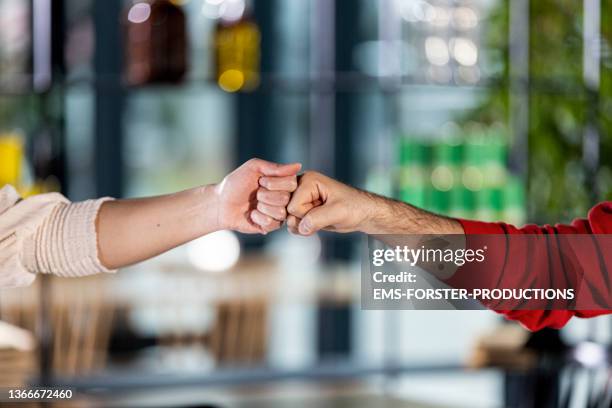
[453,202,612,331]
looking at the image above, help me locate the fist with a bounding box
[285,171,373,236]
[216,158,300,234]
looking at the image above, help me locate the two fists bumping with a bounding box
[217,161,374,236]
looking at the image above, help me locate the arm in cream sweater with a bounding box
[0,159,300,287]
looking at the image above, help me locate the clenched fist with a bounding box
[215,158,300,234]
[285,171,376,236]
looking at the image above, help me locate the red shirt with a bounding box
[456,202,612,331]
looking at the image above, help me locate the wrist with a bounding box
[357,192,417,234]
[199,183,225,233]
[359,193,464,235]
[355,190,383,234]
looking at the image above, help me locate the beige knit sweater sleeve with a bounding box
[0,185,116,288]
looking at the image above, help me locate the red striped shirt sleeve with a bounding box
[453,202,612,331]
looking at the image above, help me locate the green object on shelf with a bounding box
[429,186,451,215]
[490,188,504,212]
[464,132,507,188]
[433,139,463,166]
[430,139,462,194]
[399,165,427,188]
[504,176,525,208]
[400,186,427,208]
[431,164,455,191]
[464,138,487,167]
[482,188,504,212]
[503,176,526,225]
[462,165,485,191]
[450,186,476,219]
[486,137,507,165]
[398,137,430,200]
[399,137,430,166]
[476,187,504,221]
[483,135,508,187]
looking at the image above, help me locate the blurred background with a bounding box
[0,0,611,407]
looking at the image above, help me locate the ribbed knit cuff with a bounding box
[22,198,117,277]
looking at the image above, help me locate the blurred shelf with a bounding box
[0,72,593,97]
[44,360,467,392]
[59,71,497,94]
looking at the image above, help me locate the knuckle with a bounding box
[277,195,290,206]
[272,192,284,204]
[287,202,299,215]
[302,171,315,180]
[302,170,319,181]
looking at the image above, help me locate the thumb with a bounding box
[257,160,302,177]
[298,204,339,236]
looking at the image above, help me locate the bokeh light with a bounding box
[127,2,151,24]
[218,69,245,92]
[187,230,240,272]
[425,36,449,66]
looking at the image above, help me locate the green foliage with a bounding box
[471,0,611,224]
[600,0,612,202]
[528,0,588,222]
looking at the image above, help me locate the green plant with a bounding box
[468,0,611,224]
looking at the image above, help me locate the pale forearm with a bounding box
[97,185,220,269]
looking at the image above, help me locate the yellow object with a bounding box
[214,20,261,92]
[218,69,245,93]
[0,133,24,188]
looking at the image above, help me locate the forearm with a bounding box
[359,192,464,235]
[97,185,220,269]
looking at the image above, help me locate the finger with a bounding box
[243,222,266,235]
[298,204,339,236]
[250,209,281,233]
[256,188,291,206]
[259,175,298,192]
[257,202,287,221]
[286,215,301,235]
[287,177,320,218]
[287,181,324,219]
[250,159,302,177]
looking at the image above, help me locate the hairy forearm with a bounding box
[96,185,220,269]
[359,192,464,235]
[356,192,465,280]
